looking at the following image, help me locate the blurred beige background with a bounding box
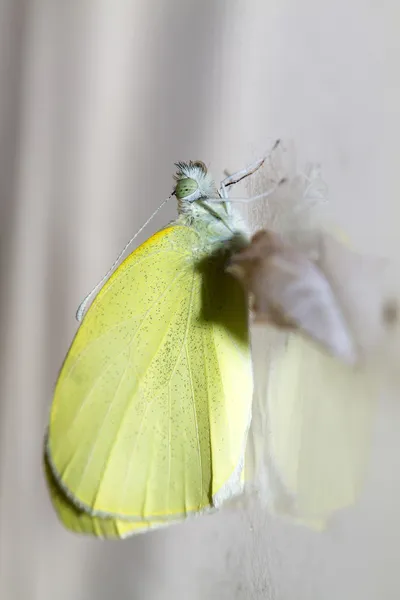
[1,1,400,599]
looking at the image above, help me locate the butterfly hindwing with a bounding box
[43,449,165,539]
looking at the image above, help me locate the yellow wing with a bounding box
[266,334,376,523]
[43,447,166,538]
[46,224,252,525]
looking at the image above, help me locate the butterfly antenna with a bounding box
[76,194,173,322]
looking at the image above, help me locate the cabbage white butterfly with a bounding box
[44,155,277,538]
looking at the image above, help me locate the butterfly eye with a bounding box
[192,161,207,174]
[174,177,198,200]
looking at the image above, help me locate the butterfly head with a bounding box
[173,161,217,207]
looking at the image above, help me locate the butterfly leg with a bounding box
[218,156,267,200]
[217,140,283,203]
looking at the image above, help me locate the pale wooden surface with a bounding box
[1,2,400,598]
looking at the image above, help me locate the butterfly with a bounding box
[44,158,268,538]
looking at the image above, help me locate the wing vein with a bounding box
[95,268,197,517]
[57,268,189,438]
[87,249,186,315]
[185,341,203,507]
[60,254,186,383]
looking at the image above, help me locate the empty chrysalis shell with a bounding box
[227,229,358,364]
[228,228,400,371]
